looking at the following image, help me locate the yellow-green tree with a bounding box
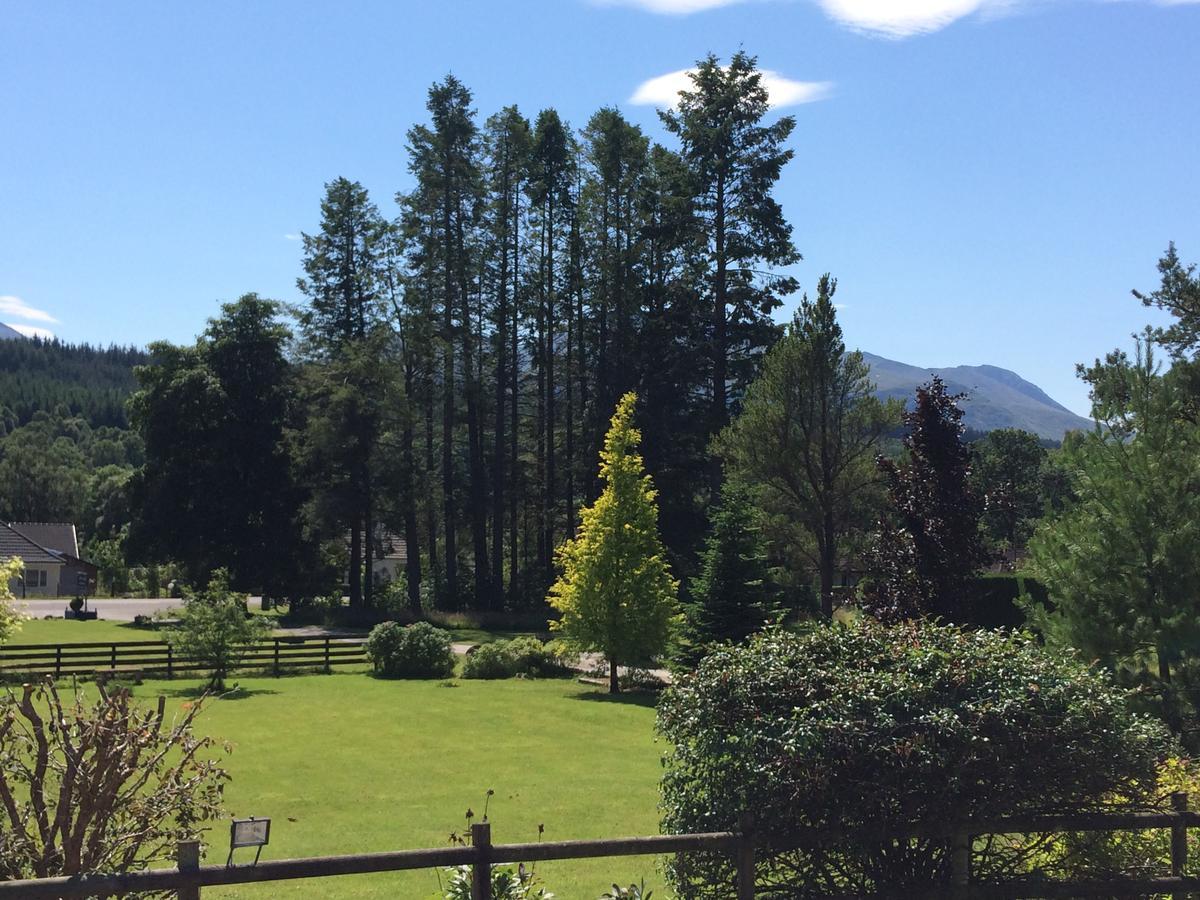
[0,557,25,644]
[549,393,679,692]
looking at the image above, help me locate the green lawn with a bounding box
[127,673,665,899]
[10,617,161,645]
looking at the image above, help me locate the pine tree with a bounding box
[672,480,771,670]
[660,51,800,468]
[548,392,678,692]
[718,275,899,617]
[862,376,989,623]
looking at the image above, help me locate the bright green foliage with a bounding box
[718,276,899,616]
[442,863,554,899]
[658,620,1173,898]
[1026,339,1200,734]
[364,621,455,678]
[166,569,271,690]
[548,393,679,692]
[672,480,773,670]
[0,557,26,644]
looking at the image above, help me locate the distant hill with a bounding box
[862,352,1092,442]
[0,323,27,340]
[0,338,146,429]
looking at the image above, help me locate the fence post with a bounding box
[736,812,756,899]
[471,821,492,900]
[167,643,174,680]
[951,826,971,897]
[324,637,331,674]
[1171,791,1188,898]
[176,839,201,900]
[110,643,117,671]
[273,639,280,677]
[55,645,61,678]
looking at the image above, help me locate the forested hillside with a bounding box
[0,338,145,430]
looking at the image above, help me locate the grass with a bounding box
[127,672,665,899]
[9,617,162,645]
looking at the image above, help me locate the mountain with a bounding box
[0,323,27,340]
[862,352,1092,442]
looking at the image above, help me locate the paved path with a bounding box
[17,597,183,620]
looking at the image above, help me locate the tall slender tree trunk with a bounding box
[711,172,728,493]
[348,523,362,607]
[363,489,374,609]
[491,172,510,603]
[545,187,556,584]
[509,193,521,602]
[424,367,441,601]
[403,357,422,614]
[442,162,459,607]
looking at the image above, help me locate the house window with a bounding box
[25,569,46,587]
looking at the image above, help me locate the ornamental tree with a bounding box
[861,376,988,623]
[548,393,678,692]
[167,569,271,690]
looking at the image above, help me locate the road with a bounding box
[16,597,183,621]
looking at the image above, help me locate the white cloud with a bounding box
[284,233,301,241]
[631,67,834,108]
[7,323,56,340]
[593,0,746,12]
[0,295,58,324]
[816,0,1000,37]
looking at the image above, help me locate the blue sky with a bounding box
[3,0,1197,415]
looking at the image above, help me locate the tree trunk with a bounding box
[442,160,458,607]
[348,522,362,608]
[403,360,422,615]
[609,654,620,694]
[711,171,728,492]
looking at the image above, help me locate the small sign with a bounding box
[75,572,88,591]
[230,817,270,850]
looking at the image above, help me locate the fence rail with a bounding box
[0,635,367,678]
[3,800,1200,899]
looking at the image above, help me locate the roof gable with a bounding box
[10,522,79,557]
[0,523,62,565]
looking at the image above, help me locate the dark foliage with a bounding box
[862,377,989,622]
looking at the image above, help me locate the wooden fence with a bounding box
[3,800,1200,899]
[0,635,367,679]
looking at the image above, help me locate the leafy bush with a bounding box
[461,642,518,679]
[0,557,27,645]
[167,569,271,690]
[657,621,1175,898]
[461,637,575,680]
[364,621,455,677]
[599,881,652,899]
[441,863,553,899]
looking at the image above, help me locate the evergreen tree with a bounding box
[297,177,391,608]
[660,51,800,463]
[672,479,771,670]
[548,392,678,692]
[1027,339,1200,733]
[862,376,988,623]
[718,275,899,617]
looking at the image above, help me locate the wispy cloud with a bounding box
[7,323,56,340]
[631,67,833,108]
[0,295,58,324]
[284,233,301,241]
[593,0,746,12]
[597,0,1198,35]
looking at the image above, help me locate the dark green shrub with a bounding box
[364,621,455,677]
[657,621,1174,898]
[461,642,518,679]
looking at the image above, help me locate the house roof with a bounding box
[10,522,79,558]
[0,523,62,566]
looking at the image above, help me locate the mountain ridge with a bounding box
[861,352,1092,442]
